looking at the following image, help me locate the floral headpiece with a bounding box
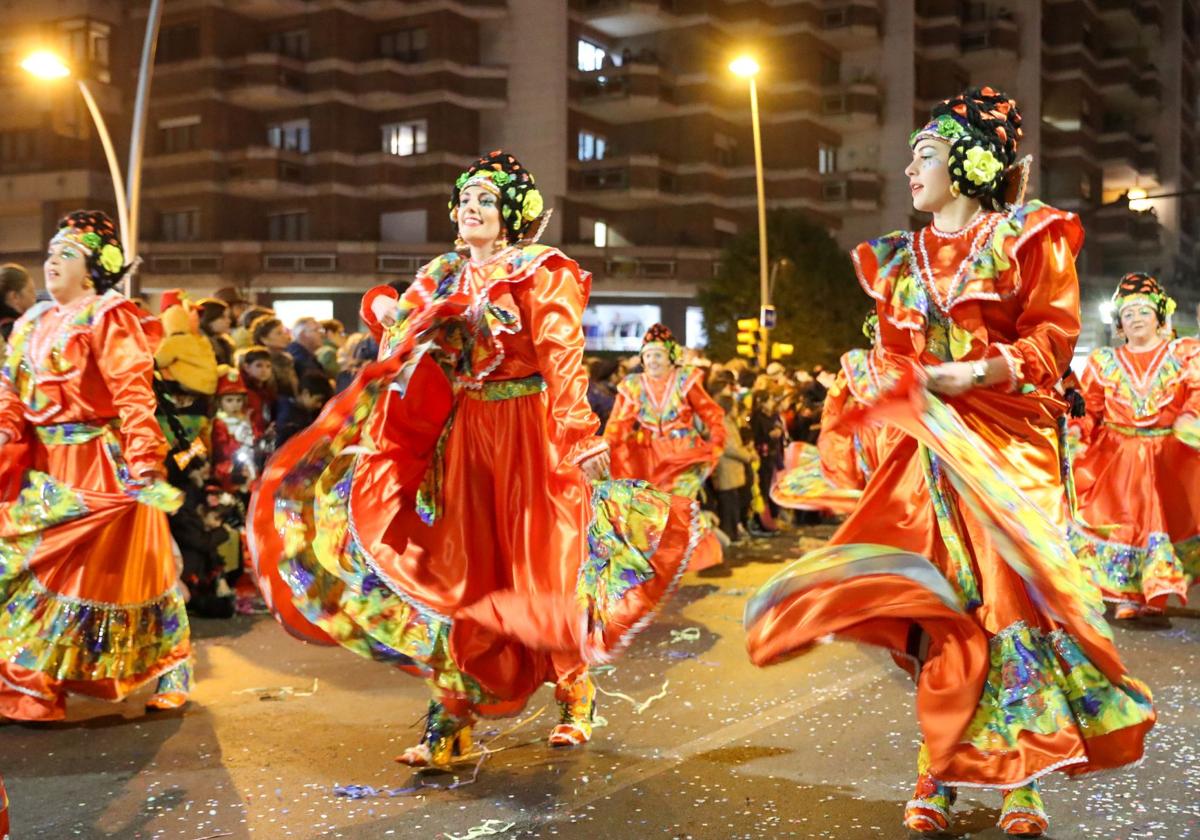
[1113,272,1175,322]
[641,322,679,363]
[448,150,547,244]
[911,86,1024,209]
[51,210,127,293]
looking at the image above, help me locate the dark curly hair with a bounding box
[50,210,129,293]
[917,86,1024,211]
[448,150,547,245]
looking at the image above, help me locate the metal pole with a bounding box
[748,76,769,368]
[76,80,130,250]
[126,0,165,273]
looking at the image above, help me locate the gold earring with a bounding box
[454,236,467,251]
[949,181,961,198]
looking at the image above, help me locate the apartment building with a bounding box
[0,1,1194,347]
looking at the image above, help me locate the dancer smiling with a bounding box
[1070,273,1200,619]
[744,88,1153,838]
[250,151,699,769]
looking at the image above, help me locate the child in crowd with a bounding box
[275,373,334,447]
[237,346,277,439]
[211,368,258,491]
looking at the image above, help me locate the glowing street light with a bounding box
[1127,187,1152,213]
[20,50,130,256]
[20,50,70,80]
[729,54,770,367]
[1098,300,1116,325]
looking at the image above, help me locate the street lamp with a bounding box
[20,50,130,249]
[729,54,771,368]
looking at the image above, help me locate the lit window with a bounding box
[382,120,428,156]
[578,130,607,161]
[577,40,608,72]
[818,143,839,174]
[273,299,334,325]
[593,221,608,247]
[267,119,310,153]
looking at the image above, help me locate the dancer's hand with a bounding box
[580,450,610,482]
[371,295,399,328]
[925,362,974,396]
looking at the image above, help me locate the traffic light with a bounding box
[771,342,794,360]
[736,317,759,359]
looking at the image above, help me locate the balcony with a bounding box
[573,63,677,122]
[570,0,696,36]
[1095,0,1141,31]
[819,2,881,49]
[224,54,307,109]
[958,14,1019,62]
[819,83,880,130]
[1092,203,1163,247]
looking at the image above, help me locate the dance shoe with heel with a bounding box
[396,700,474,771]
[145,661,192,712]
[548,674,596,747]
[904,744,956,835]
[998,782,1048,837]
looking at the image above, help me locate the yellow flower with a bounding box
[522,189,544,221]
[98,243,124,274]
[962,146,1003,187]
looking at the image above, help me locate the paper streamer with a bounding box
[595,678,670,714]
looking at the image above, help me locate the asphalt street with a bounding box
[3,525,1199,840]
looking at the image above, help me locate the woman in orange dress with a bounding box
[743,88,1153,838]
[1070,273,1200,618]
[0,211,191,721]
[605,324,725,568]
[771,314,903,515]
[249,151,699,769]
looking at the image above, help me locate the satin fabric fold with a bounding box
[0,293,189,720]
[250,246,700,714]
[1071,339,1200,606]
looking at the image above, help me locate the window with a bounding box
[157,23,200,63]
[582,304,662,352]
[380,209,427,243]
[578,130,607,161]
[577,40,608,72]
[381,120,428,156]
[158,115,200,154]
[160,209,199,242]
[820,55,840,85]
[818,143,839,174]
[0,130,36,163]
[273,300,334,325]
[685,306,707,349]
[714,132,737,167]
[268,211,310,241]
[267,119,310,153]
[268,30,309,59]
[380,28,428,62]
[593,220,608,247]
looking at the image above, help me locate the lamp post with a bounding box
[20,50,130,249]
[729,54,770,368]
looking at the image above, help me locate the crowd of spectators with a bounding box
[587,348,838,548]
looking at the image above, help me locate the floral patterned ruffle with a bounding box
[1069,526,1200,605]
[957,620,1154,782]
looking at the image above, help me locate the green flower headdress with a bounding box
[448,150,549,245]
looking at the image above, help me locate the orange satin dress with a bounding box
[0,292,189,721]
[605,367,725,569]
[250,246,699,717]
[745,201,1153,788]
[1070,338,1200,607]
[771,349,904,515]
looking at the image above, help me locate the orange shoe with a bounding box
[903,743,955,834]
[998,783,1048,837]
[145,661,191,712]
[1113,602,1141,620]
[396,700,473,770]
[548,674,596,748]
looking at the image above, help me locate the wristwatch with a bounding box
[971,361,987,386]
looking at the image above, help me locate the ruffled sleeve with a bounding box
[526,258,605,466]
[850,238,925,396]
[1174,340,1200,444]
[92,301,168,477]
[983,203,1083,392]
[359,286,399,341]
